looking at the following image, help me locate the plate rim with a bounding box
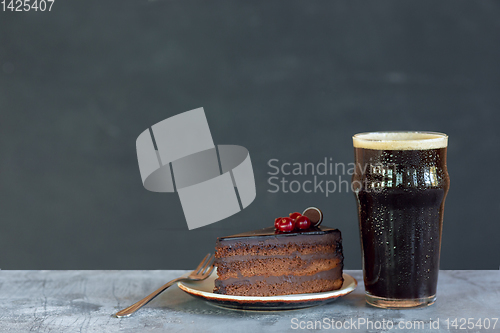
[177,271,357,303]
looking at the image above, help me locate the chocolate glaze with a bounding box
[218,226,337,240]
[216,226,341,248]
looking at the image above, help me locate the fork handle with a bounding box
[114,277,183,318]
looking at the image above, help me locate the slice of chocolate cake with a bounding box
[214,226,344,296]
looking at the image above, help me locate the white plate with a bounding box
[178,269,357,311]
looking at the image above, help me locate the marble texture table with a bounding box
[0,270,498,333]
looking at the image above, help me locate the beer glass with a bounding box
[352,132,449,308]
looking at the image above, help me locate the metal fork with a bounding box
[114,253,215,318]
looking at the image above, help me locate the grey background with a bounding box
[1,1,499,270]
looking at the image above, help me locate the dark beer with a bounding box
[352,132,449,308]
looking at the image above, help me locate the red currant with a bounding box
[289,212,302,221]
[277,217,295,232]
[296,215,311,230]
[274,217,282,229]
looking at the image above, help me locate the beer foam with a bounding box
[353,132,448,150]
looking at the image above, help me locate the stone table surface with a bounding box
[0,270,498,333]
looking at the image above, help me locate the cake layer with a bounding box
[216,251,336,262]
[216,257,341,279]
[216,243,340,257]
[214,274,344,296]
[216,266,342,286]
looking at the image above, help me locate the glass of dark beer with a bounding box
[352,132,450,308]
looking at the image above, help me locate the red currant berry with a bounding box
[274,217,282,229]
[289,212,302,221]
[277,217,295,232]
[296,215,311,230]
